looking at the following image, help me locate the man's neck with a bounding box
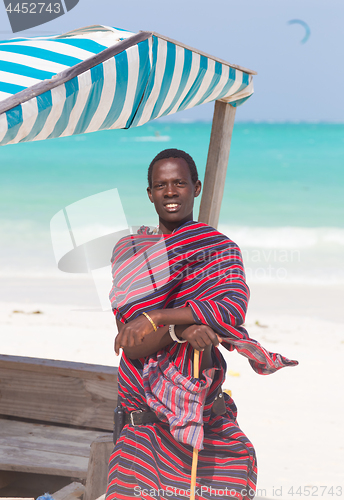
[158,215,194,235]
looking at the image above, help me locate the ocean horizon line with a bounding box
[156,117,344,125]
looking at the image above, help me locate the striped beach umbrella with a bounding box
[0,24,255,147]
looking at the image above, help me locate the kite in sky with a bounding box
[288,19,311,44]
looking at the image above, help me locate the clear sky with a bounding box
[1,0,343,122]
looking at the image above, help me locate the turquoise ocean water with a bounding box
[1,122,344,285]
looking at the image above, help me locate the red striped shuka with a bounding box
[106,221,298,500]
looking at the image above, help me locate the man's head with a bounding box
[147,149,202,234]
[148,149,199,189]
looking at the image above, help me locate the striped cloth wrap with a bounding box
[110,221,298,450]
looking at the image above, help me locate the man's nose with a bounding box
[164,183,178,197]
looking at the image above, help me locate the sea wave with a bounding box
[120,135,171,142]
[3,220,343,249]
[219,225,344,249]
[1,266,344,286]
[2,221,344,285]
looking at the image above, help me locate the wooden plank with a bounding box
[84,435,114,500]
[52,482,86,500]
[0,420,112,478]
[0,420,110,457]
[0,444,89,478]
[198,101,237,229]
[0,354,118,380]
[148,32,257,75]
[0,356,117,430]
[0,420,112,477]
[0,367,116,429]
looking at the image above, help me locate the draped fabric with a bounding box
[0,25,254,147]
[143,345,216,451]
[109,221,298,379]
[106,346,258,500]
[106,221,297,499]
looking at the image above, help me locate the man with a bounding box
[106,149,297,500]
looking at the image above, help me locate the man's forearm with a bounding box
[122,325,172,359]
[116,307,216,360]
[122,306,195,359]
[149,306,195,327]
[121,323,191,360]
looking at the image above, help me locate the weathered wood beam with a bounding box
[53,482,86,500]
[198,101,237,229]
[0,419,112,477]
[84,435,114,500]
[0,354,117,431]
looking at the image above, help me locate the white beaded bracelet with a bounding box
[169,324,187,343]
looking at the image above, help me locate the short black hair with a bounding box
[148,149,199,188]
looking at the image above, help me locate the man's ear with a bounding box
[147,187,154,203]
[194,180,202,198]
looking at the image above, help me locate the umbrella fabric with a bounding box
[0,25,254,147]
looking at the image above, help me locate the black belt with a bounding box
[114,389,227,444]
[113,405,161,443]
[124,391,226,427]
[124,409,161,426]
[114,388,226,438]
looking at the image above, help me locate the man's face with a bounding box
[147,157,201,233]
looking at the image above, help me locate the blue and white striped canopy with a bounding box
[0,25,255,147]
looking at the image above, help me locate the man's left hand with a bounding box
[114,314,155,355]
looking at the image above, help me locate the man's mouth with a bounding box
[164,203,180,212]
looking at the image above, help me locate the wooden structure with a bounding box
[0,354,117,499]
[52,481,87,500]
[199,101,237,228]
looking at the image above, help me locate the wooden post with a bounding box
[84,435,114,500]
[53,482,86,500]
[198,100,237,229]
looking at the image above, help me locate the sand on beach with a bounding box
[1,277,343,500]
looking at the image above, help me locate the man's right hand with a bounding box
[177,324,222,351]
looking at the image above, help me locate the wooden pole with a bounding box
[190,349,200,500]
[198,100,237,229]
[84,434,114,500]
[193,101,236,498]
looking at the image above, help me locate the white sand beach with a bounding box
[1,276,343,499]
